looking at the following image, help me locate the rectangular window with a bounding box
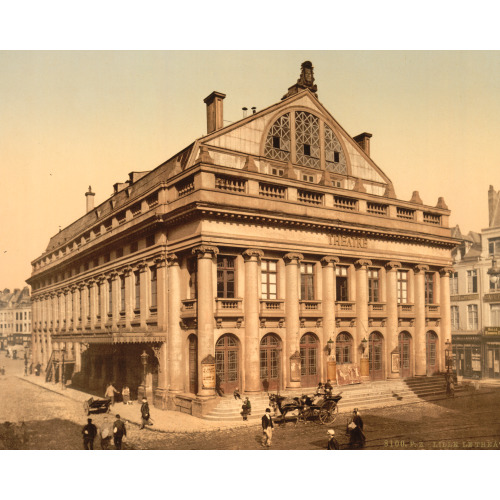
[261,260,277,300]
[134,271,141,311]
[467,304,478,330]
[489,238,500,255]
[467,270,478,293]
[491,304,500,327]
[302,174,314,183]
[272,136,280,149]
[120,276,125,313]
[97,283,101,319]
[217,256,235,299]
[150,267,157,309]
[300,263,315,300]
[425,272,434,304]
[130,241,138,253]
[303,144,311,156]
[336,266,349,302]
[116,248,124,258]
[334,151,340,163]
[188,258,198,300]
[450,272,458,295]
[146,234,155,247]
[451,305,460,330]
[397,270,408,304]
[368,269,379,303]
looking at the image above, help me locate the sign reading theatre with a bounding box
[331,234,368,249]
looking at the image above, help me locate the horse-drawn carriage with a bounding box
[83,397,112,416]
[269,391,342,425]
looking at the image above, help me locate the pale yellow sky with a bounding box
[1,50,499,288]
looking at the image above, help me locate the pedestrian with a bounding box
[105,382,120,406]
[82,418,97,450]
[316,382,325,395]
[140,397,152,429]
[233,387,241,400]
[1,366,5,376]
[241,397,251,421]
[122,385,131,405]
[445,372,455,398]
[346,408,365,449]
[34,363,41,376]
[325,379,333,394]
[327,429,340,449]
[113,414,126,450]
[99,416,113,450]
[261,408,274,447]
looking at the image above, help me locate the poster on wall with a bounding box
[290,351,301,382]
[336,363,361,385]
[391,353,400,373]
[201,354,216,389]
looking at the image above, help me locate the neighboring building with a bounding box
[451,185,500,380]
[27,62,457,416]
[0,287,32,349]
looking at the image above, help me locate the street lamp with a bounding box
[140,350,149,399]
[487,256,500,286]
[60,346,66,389]
[361,337,368,354]
[326,338,334,355]
[444,339,452,373]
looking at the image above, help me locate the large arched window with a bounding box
[336,332,353,364]
[264,113,290,162]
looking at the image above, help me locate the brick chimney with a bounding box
[85,185,95,213]
[353,132,372,156]
[203,91,226,134]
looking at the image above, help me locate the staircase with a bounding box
[201,376,461,422]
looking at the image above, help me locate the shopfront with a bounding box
[452,334,482,379]
[483,327,500,379]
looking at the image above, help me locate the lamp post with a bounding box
[61,346,66,389]
[444,339,452,373]
[487,256,500,287]
[361,337,368,356]
[140,350,149,399]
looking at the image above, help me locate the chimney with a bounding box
[489,185,500,228]
[203,91,226,134]
[85,185,95,213]
[353,132,373,156]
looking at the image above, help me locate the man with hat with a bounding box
[113,414,126,449]
[82,418,97,450]
[140,397,152,429]
[261,408,274,447]
[327,429,340,449]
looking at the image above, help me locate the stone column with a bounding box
[321,256,339,381]
[123,267,134,328]
[414,264,429,376]
[74,341,82,372]
[167,253,183,393]
[64,288,70,331]
[243,248,264,393]
[88,279,96,328]
[284,253,303,389]
[109,271,119,328]
[48,293,55,334]
[440,267,453,372]
[193,245,218,397]
[57,291,63,332]
[385,262,401,379]
[155,254,168,331]
[138,261,149,328]
[355,259,372,379]
[79,283,88,328]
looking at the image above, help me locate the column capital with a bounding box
[192,245,219,259]
[413,264,429,274]
[121,266,133,277]
[70,284,79,293]
[385,261,401,270]
[439,267,454,277]
[136,259,149,272]
[320,256,340,267]
[283,252,303,264]
[85,278,96,287]
[96,274,108,284]
[166,253,180,267]
[242,248,264,261]
[107,270,119,280]
[354,259,372,269]
[62,287,70,295]
[154,253,168,268]
[56,290,64,297]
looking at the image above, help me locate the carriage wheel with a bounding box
[83,401,90,416]
[319,402,338,424]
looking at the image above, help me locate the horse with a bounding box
[268,393,304,424]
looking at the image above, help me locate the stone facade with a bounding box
[0,287,32,349]
[27,62,457,415]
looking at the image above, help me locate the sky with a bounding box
[1,50,500,289]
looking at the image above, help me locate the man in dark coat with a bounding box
[327,429,340,450]
[140,398,152,429]
[261,408,274,447]
[113,414,126,450]
[346,408,365,449]
[82,418,97,450]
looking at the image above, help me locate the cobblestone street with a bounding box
[0,354,499,450]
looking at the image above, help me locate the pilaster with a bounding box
[385,261,401,379]
[414,264,429,376]
[167,253,183,392]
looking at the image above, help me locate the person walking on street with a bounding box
[140,398,152,429]
[346,408,365,449]
[241,397,251,421]
[82,418,97,450]
[261,408,274,447]
[122,385,131,405]
[113,414,126,450]
[99,416,114,450]
[105,382,120,406]
[327,429,340,449]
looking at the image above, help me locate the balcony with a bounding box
[368,302,387,317]
[215,298,243,316]
[398,303,415,317]
[336,302,356,317]
[259,299,284,316]
[299,300,322,316]
[181,299,197,318]
[426,304,440,317]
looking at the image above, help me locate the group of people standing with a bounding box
[104,382,132,405]
[82,414,127,450]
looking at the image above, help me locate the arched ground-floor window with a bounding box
[300,333,320,387]
[369,331,384,380]
[260,333,282,391]
[426,331,439,375]
[399,331,412,378]
[215,333,240,393]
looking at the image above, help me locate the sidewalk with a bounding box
[19,374,260,433]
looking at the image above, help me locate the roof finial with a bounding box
[282,61,318,100]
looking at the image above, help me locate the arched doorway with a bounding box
[426,331,439,375]
[188,334,198,394]
[215,334,240,393]
[369,332,384,380]
[300,333,320,387]
[260,333,282,391]
[399,331,412,378]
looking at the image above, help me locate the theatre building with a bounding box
[27,62,457,416]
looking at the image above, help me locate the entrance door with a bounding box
[188,335,198,394]
[260,334,281,391]
[369,332,384,380]
[426,331,439,375]
[300,333,320,387]
[215,334,239,393]
[399,332,412,378]
[487,348,500,379]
